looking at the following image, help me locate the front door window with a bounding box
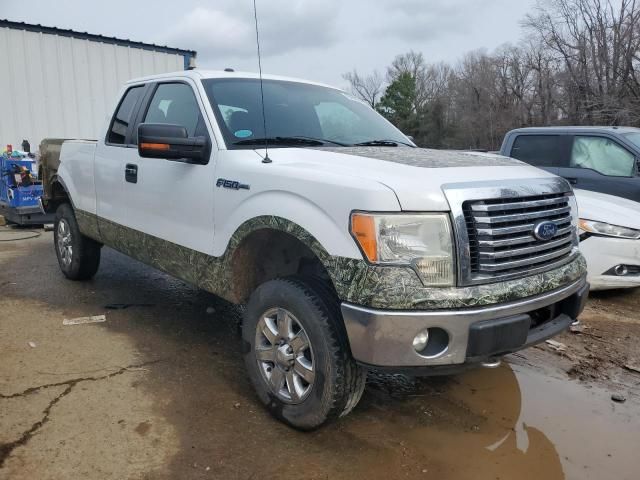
[571,136,635,177]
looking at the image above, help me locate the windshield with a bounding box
[622,132,640,150]
[201,78,412,148]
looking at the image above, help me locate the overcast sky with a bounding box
[2,0,536,88]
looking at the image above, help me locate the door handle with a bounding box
[125,164,138,184]
[563,177,578,185]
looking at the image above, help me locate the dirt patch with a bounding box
[134,421,152,436]
[2,230,640,479]
[520,288,640,398]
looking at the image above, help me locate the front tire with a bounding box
[243,277,366,430]
[54,203,101,280]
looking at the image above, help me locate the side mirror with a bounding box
[138,123,208,164]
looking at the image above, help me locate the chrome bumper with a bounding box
[341,276,588,368]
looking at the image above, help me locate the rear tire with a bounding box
[243,276,366,430]
[54,203,101,280]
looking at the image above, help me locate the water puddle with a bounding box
[340,362,639,479]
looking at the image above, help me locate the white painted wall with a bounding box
[0,27,185,151]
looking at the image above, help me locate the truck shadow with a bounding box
[1,239,566,479]
[589,286,640,304]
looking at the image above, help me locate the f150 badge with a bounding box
[216,178,250,190]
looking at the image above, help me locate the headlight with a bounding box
[579,219,640,239]
[350,212,455,286]
[567,193,579,232]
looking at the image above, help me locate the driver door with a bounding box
[125,80,216,255]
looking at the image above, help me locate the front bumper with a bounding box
[341,276,588,369]
[580,235,640,290]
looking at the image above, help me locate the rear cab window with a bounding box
[107,86,145,145]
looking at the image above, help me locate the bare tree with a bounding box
[387,51,431,112]
[342,70,385,108]
[524,0,640,124]
[523,39,562,124]
[387,51,428,82]
[343,0,640,150]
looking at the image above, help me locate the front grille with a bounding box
[463,193,576,280]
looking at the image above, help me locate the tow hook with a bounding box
[481,358,501,368]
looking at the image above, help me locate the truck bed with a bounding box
[40,138,97,204]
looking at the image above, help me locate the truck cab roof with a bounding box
[125,69,340,91]
[506,126,640,136]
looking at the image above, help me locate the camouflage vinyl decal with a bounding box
[345,255,587,310]
[74,209,102,242]
[76,210,587,310]
[96,215,205,289]
[319,146,522,168]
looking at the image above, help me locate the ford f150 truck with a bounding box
[40,70,589,430]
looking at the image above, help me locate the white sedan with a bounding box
[575,189,640,290]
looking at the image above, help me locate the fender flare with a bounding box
[215,215,369,303]
[225,215,335,266]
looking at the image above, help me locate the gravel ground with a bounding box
[1,227,639,480]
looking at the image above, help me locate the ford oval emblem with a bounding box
[533,221,558,241]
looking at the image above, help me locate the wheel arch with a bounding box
[224,216,343,304]
[45,175,74,213]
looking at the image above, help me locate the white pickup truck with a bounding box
[40,70,588,429]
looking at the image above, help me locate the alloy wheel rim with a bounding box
[57,219,73,267]
[255,307,315,404]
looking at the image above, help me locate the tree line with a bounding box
[344,0,640,150]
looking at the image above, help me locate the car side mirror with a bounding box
[138,123,208,164]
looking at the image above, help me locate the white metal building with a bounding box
[0,19,196,151]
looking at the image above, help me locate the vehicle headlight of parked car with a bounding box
[350,212,455,286]
[579,219,640,239]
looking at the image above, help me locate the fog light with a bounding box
[412,328,450,358]
[614,265,628,276]
[412,330,430,352]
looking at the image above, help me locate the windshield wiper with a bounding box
[353,139,416,147]
[234,136,348,147]
[293,136,349,146]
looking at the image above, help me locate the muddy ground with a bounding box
[1,226,639,479]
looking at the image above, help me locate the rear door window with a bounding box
[509,135,564,167]
[570,136,635,177]
[107,86,145,145]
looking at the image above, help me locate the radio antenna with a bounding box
[253,0,271,163]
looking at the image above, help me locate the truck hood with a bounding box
[260,146,560,211]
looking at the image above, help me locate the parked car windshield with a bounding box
[202,78,412,148]
[622,132,640,150]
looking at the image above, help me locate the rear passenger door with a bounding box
[94,84,148,227]
[507,134,567,176]
[558,135,638,199]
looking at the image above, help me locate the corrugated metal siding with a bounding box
[0,27,185,150]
